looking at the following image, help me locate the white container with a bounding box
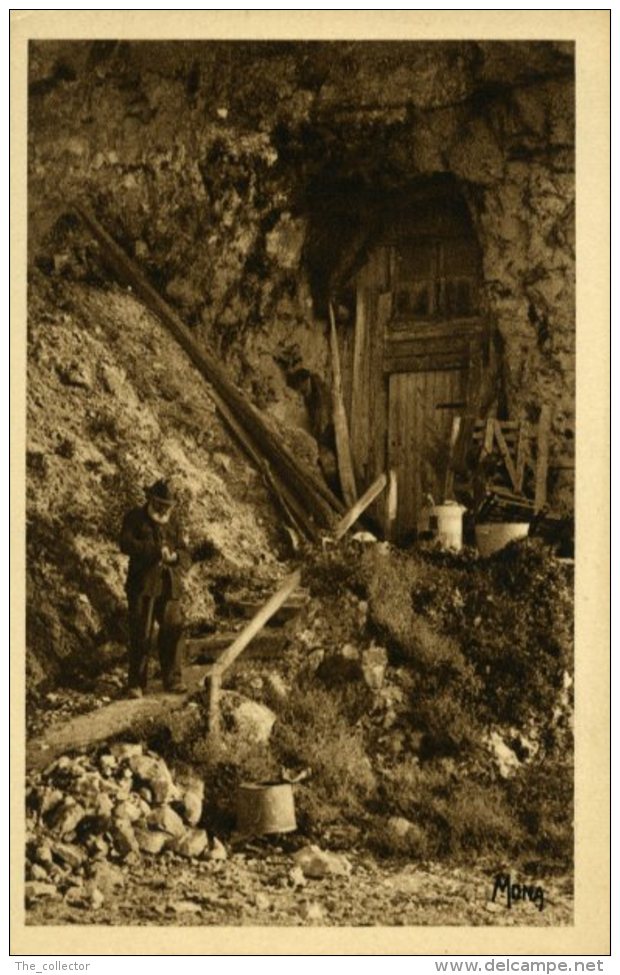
[475,522,530,558]
[432,502,466,552]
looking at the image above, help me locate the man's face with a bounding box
[147,499,174,525]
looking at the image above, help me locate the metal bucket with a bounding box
[432,502,466,552]
[236,781,297,837]
[475,522,530,558]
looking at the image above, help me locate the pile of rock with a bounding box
[25,742,226,909]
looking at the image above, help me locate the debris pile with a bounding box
[25,743,221,909]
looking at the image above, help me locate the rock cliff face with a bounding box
[29,40,575,510]
[26,40,576,682]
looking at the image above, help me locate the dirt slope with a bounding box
[26,272,289,685]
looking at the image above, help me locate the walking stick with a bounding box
[142,562,162,688]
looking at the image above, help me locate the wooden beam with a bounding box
[211,388,319,543]
[73,204,344,529]
[328,301,358,507]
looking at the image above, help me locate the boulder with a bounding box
[39,788,64,817]
[301,901,325,921]
[230,699,276,744]
[51,841,85,870]
[109,743,143,760]
[98,754,117,777]
[47,799,87,837]
[86,861,125,895]
[28,863,49,882]
[288,865,307,888]
[294,845,352,880]
[134,828,168,855]
[89,886,105,910]
[171,828,208,859]
[32,842,53,867]
[387,816,415,839]
[25,882,59,904]
[147,805,186,838]
[114,796,146,824]
[110,818,138,857]
[488,731,522,778]
[180,791,203,827]
[361,645,388,691]
[128,754,178,804]
[265,672,289,705]
[58,361,93,389]
[206,837,227,861]
[85,835,110,859]
[91,792,114,824]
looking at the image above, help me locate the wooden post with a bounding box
[207,670,222,738]
[483,417,495,455]
[385,468,398,541]
[443,416,462,500]
[534,405,552,512]
[328,301,358,508]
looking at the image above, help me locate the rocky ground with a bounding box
[25,739,572,928]
[26,849,573,928]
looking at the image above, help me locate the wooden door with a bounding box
[387,367,467,541]
[344,231,483,541]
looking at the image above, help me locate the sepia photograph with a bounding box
[11,10,610,955]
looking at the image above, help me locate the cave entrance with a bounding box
[337,182,487,542]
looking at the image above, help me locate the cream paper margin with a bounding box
[10,9,610,956]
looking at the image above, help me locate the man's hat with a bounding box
[146,479,175,506]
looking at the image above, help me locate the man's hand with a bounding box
[161,545,178,565]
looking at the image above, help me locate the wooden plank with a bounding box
[187,630,288,662]
[385,320,484,342]
[210,387,319,542]
[493,420,519,490]
[27,686,196,771]
[368,278,389,526]
[535,405,552,512]
[350,281,369,485]
[383,354,466,375]
[214,570,302,677]
[329,301,358,507]
[333,472,388,539]
[73,204,344,527]
[384,335,471,359]
[483,418,495,454]
[387,373,402,539]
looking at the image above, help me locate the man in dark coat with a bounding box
[120,479,191,698]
